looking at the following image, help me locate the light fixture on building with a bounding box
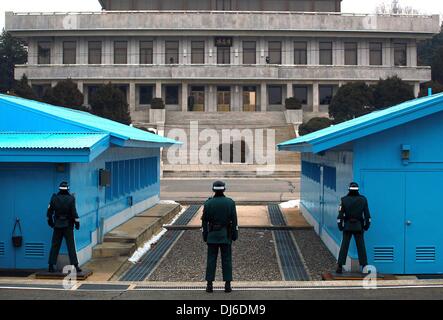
[401,144,411,165]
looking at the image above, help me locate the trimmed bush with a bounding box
[284,97,302,110]
[298,117,333,136]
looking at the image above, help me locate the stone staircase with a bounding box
[83,203,181,281]
[162,111,300,178]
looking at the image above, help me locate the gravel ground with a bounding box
[292,229,337,280]
[148,229,282,282]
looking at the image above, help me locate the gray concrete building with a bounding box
[4,0,440,125]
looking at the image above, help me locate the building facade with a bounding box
[4,0,440,126]
[279,93,443,274]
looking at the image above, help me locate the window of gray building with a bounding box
[88,41,102,65]
[394,43,407,66]
[140,41,153,64]
[369,42,383,66]
[294,86,308,105]
[139,85,153,105]
[165,85,179,104]
[88,85,99,102]
[63,41,76,65]
[319,42,333,65]
[319,85,334,105]
[190,86,205,111]
[191,41,205,64]
[294,41,307,65]
[268,86,283,105]
[216,0,232,10]
[217,47,231,64]
[38,41,51,65]
[166,41,179,64]
[268,41,282,64]
[32,84,51,99]
[114,41,128,64]
[344,42,358,66]
[243,41,256,65]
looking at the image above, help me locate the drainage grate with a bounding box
[77,284,129,291]
[268,204,286,226]
[120,230,183,281]
[274,230,310,281]
[173,205,201,225]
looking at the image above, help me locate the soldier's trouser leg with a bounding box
[338,231,352,266]
[63,227,79,266]
[220,244,233,282]
[48,228,64,265]
[354,232,368,267]
[206,244,219,282]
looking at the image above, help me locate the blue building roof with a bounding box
[278,93,443,153]
[0,133,108,149]
[0,94,179,148]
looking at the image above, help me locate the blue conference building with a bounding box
[0,94,177,270]
[279,93,443,274]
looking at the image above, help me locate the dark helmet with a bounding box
[59,181,70,191]
[348,182,359,191]
[212,180,226,192]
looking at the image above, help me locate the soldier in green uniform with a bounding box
[336,182,371,274]
[202,181,238,293]
[47,182,82,273]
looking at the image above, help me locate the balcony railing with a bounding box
[15,64,431,82]
[5,11,440,35]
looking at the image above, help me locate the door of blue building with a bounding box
[361,171,406,274]
[0,165,55,269]
[404,172,443,274]
[362,170,443,274]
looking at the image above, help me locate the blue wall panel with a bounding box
[300,151,354,256]
[69,147,160,252]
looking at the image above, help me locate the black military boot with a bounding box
[225,281,232,293]
[48,265,55,273]
[74,265,82,273]
[336,265,343,274]
[206,281,213,293]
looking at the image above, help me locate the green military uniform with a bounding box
[337,186,371,268]
[202,195,238,282]
[47,183,81,271]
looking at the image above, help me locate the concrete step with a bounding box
[92,242,136,259]
[162,170,300,178]
[87,203,182,280]
[166,111,287,125]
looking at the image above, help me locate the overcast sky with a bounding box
[1,0,443,30]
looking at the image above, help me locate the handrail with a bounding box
[7,10,437,18]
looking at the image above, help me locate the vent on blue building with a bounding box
[416,247,436,262]
[0,242,4,256]
[25,242,45,258]
[373,247,394,262]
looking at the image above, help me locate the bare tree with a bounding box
[376,0,420,14]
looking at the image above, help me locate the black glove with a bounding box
[74,221,80,230]
[338,222,344,232]
[202,232,208,243]
[364,222,370,231]
[47,218,54,228]
[232,230,238,242]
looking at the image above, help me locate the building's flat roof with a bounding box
[0,94,179,148]
[0,132,108,149]
[278,92,443,154]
